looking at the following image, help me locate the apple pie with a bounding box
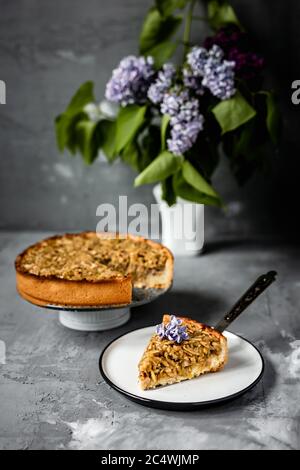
[139,314,228,390]
[15,232,173,307]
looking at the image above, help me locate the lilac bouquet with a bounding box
[56,0,280,206]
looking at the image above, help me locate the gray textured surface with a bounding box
[0,232,299,450]
[0,0,299,237]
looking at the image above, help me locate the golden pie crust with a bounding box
[15,232,173,307]
[139,315,228,390]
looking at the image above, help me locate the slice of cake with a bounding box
[139,315,228,390]
[15,232,173,307]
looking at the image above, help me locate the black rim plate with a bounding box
[99,328,264,411]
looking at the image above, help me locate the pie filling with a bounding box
[16,234,169,284]
[139,317,226,390]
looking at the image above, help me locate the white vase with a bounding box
[153,184,204,256]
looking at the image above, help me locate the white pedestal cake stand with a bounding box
[31,286,171,331]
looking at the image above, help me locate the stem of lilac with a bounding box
[183,0,196,60]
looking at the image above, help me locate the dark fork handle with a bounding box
[214,271,277,333]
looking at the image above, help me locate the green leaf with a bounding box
[147,40,177,67]
[134,151,182,186]
[264,92,280,145]
[186,135,220,179]
[75,120,100,164]
[65,81,95,116]
[173,171,222,207]
[138,125,161,171]
[55,111,86,154]
[161,176,177,206]
[222,117,271,185]
[233,121,256,158]
[212,91,256,134]
[182,161,220,200]
[139,7,182,54]
[161,114,170,150]
[208,0,241,30]
[115,105,147,153]
[121,141,140,171]
[100,120,117,162]
[156,0,188,18]
[55,113,71,152]
[55,81,95,155]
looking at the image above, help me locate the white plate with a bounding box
[99,326,264,410]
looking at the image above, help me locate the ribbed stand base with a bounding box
[58,307,130,331]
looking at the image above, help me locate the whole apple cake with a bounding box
[15,232,173,307]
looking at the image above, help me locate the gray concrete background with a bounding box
[0,0,299,236]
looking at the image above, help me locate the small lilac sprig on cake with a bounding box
[156,315,189,343]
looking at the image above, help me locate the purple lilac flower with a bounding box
[167,118,204,155]
[156,315,189,343]
[187,47,208,76]
[105,55,155,106]
[161,87,204,154]
[156,323,166,339]
[204,26,265,81]
[186,44,236,100]
[228,48,264,81]
[161,87,199,123]
[147,63,176,104]
[208,44,224,63]
[183,67,205,96]
[160,86,189,117]
[186,45,224,77]
[204,26,244,52]
[170,96,200,126]
[203,57,236,100]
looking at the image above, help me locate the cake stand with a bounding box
[26,286,171,331]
